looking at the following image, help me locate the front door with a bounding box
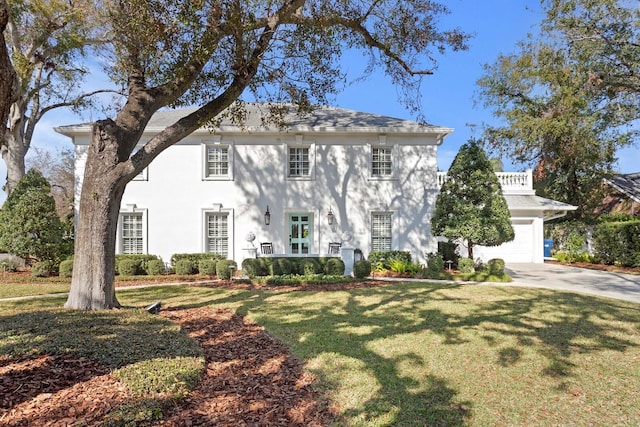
[288,213,312,254]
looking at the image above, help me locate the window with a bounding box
[206,213,229,257]
[121,213,144,254]
[288,147,310,177]
[371,212,392,252]
[372,147,393,177]
[203,138,234,180]
[206,146,229,177]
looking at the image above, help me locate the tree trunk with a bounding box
[0,0,19,170]
[65,120,128,310]
[1,128,27,194]
[467,241,474,260]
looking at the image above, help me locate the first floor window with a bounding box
[371,212,392,252]
[121,213,144,254]
[206,213,229,256]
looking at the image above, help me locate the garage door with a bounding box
[475,220,535,263]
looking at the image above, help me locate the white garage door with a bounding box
[475,220,535,263]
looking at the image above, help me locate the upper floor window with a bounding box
[285,136,315,180]
[372,147,393,177]
[371,212,392,252]
[203,138,234,180]
[289,147,310,177]
[369,136,398,180]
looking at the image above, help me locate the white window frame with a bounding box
[117,205,148,254]
[202,137,234,180]
[285,135,315,181]
[202,205,234,259]
[371,211,393,252]
[368,135,398,180]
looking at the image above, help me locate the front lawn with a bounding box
[1,281,639,426]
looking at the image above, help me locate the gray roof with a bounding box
[605,172,640,203]
[505,195,578,212]
[56,103,453,136]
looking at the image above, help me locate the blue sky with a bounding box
[6,0,639,204]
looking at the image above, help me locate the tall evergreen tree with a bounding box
[432,139,514,259]
[0,168,68,264]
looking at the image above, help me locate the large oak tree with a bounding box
[62,0,470,309]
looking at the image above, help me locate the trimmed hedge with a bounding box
[146,259,166,275]
[353,260,371,278]
[198,259,217,276]
[487,258,505,275]
[458,258,475,274]
[170,253,224,269]
[240,257,346,277]
[117,258,140,276]
[115,254,161,275]
[174,259,197,275]
[593,220,640,267]
[216,260,237,279]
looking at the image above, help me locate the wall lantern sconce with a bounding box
[327,207,335,225]
[264,206,271,226]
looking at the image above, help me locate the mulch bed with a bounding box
[0,307,336,426]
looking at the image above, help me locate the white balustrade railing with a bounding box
[437,170,533,193]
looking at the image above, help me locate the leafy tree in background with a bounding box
[58,0,470,310]
[27,147,75,219]
[0,169,70,264]
[1,0,112,195]
[476,0,638,221]
[432,139,514,260]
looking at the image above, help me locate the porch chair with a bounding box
[328,242,341,255]
[260,242,274,255]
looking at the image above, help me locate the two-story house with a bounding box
[56,104,575,266]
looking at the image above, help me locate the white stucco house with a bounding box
[56,104,575,266]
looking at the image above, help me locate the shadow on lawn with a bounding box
[204,281,640,426]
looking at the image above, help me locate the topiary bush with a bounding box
[146,259,165,275]
[458,258,475,274]
[171,253,225,269]
[216,259,237,279]
[487,258,505,275]
[301,258,322,276]
[175,259,197,275]
[198,259,217,276]
[353,260,371,278]
[271,258,292,276]
[325,258,345,276]
[117,258,140,276]
[241,258,263,277]
[31,260,55,278]
[59,259,74,277]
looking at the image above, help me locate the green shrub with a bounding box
[31,260,55,277]
[325,258,345,276]
[170,253,224,269]
[369,251,412,269]
[389,258,410,273]
[426,252,445,274]
[59,259,74,277]
[271,258,292,276]
[458,258,475,274]
[216,260,237,279]
[146,259,166,275]
[301,258,322,276]
[241,258,263,277]
[353,260,371,278]
[198,259,217,276]
[487,258,505,275]
[593,220,640,267]
[175,259,197,275]
[117,258,140,276]
[115,254,161,275]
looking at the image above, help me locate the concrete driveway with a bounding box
[505,262,640,304]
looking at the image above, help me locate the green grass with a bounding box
[1,281,640,426]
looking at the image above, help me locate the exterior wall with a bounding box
[74,132,441,264]
[472,213,544,263]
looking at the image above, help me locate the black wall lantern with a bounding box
[264,206,271,225]
[327,207,334,225]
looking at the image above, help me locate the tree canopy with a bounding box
[432,139,514,260]
[476,0,638,220]
[60,0,471,310]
